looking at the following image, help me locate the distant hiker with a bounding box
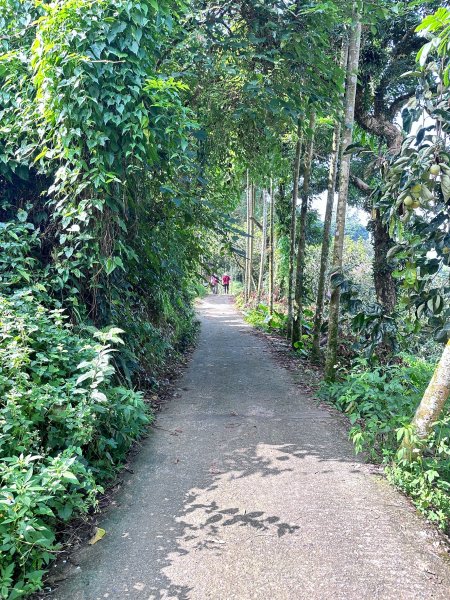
[222,273,231,294]
[210,274,219,294]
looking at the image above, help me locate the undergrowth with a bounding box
[318,356,450,531]
[242,303,288,334]
[238,299,316,356]
[0,218,198,598]
[0,292,152,598]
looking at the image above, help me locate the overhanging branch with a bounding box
[350,174,372,195]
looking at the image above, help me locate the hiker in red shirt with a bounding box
[222,273,231,294]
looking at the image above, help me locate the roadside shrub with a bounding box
[387,425,450,530]
[190,281,208,299]
[243,302,315,357]
[318,356,450,531]
[0,292,150,598]
[244,303,287,334]
[319,356,433,456]
[230,280,243,296]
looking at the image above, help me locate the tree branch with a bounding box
[355,24,427,154]
[251,216,262,231]
[350,175,372,195]
[355,86,403,154]
[388,90,417,119]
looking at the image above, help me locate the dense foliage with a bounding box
[0,292,149,598]
[0,0,211,596]
[3,0,450,596]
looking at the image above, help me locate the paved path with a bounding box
[53,296,450,599]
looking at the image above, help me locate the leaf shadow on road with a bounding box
[147,436,360,599]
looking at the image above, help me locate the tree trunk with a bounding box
[324,13,362,381]
[269,178,275,315]
[354,43,403,316]
[312,41,348,360]
[372,210,397,313]
[311,120,341,357]
[350,178,398,314]
[403,341,450,458]
[287,121,303,339]
[276,182,288,297]
[292,111,316,346]
[248,183,255,302]
[257,189,268,303]
[245,172,251,302]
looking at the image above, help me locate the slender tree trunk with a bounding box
[403,341,450,459]
[269,178,275,315]
[276,182,288,297]
[248,183,255,302]
[287,121,303,339]
[372,210,397,313]
[311,121,341,357]
[257,189,268,303]
[324,13,362,381]
[245,171,250,302]
[312,41,349,359]
[292,111,316,346]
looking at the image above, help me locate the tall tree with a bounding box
[292,111,316,346]
[351,3,438,313]
[249,184,256,294]
[257,189,268,303]
[325,9,362,381]
[381,6,450,449]
[312,41,349,359]
[287,123,303,339]
[245,181,256,301]
[269,178,275,314]
[245,173,251,301]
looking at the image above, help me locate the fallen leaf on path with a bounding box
[88,527,106,545]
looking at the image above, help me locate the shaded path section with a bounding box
[53,296,450,599]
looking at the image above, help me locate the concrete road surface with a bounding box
[52,295,450,599]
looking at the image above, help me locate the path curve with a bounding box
[53,296,450,599]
